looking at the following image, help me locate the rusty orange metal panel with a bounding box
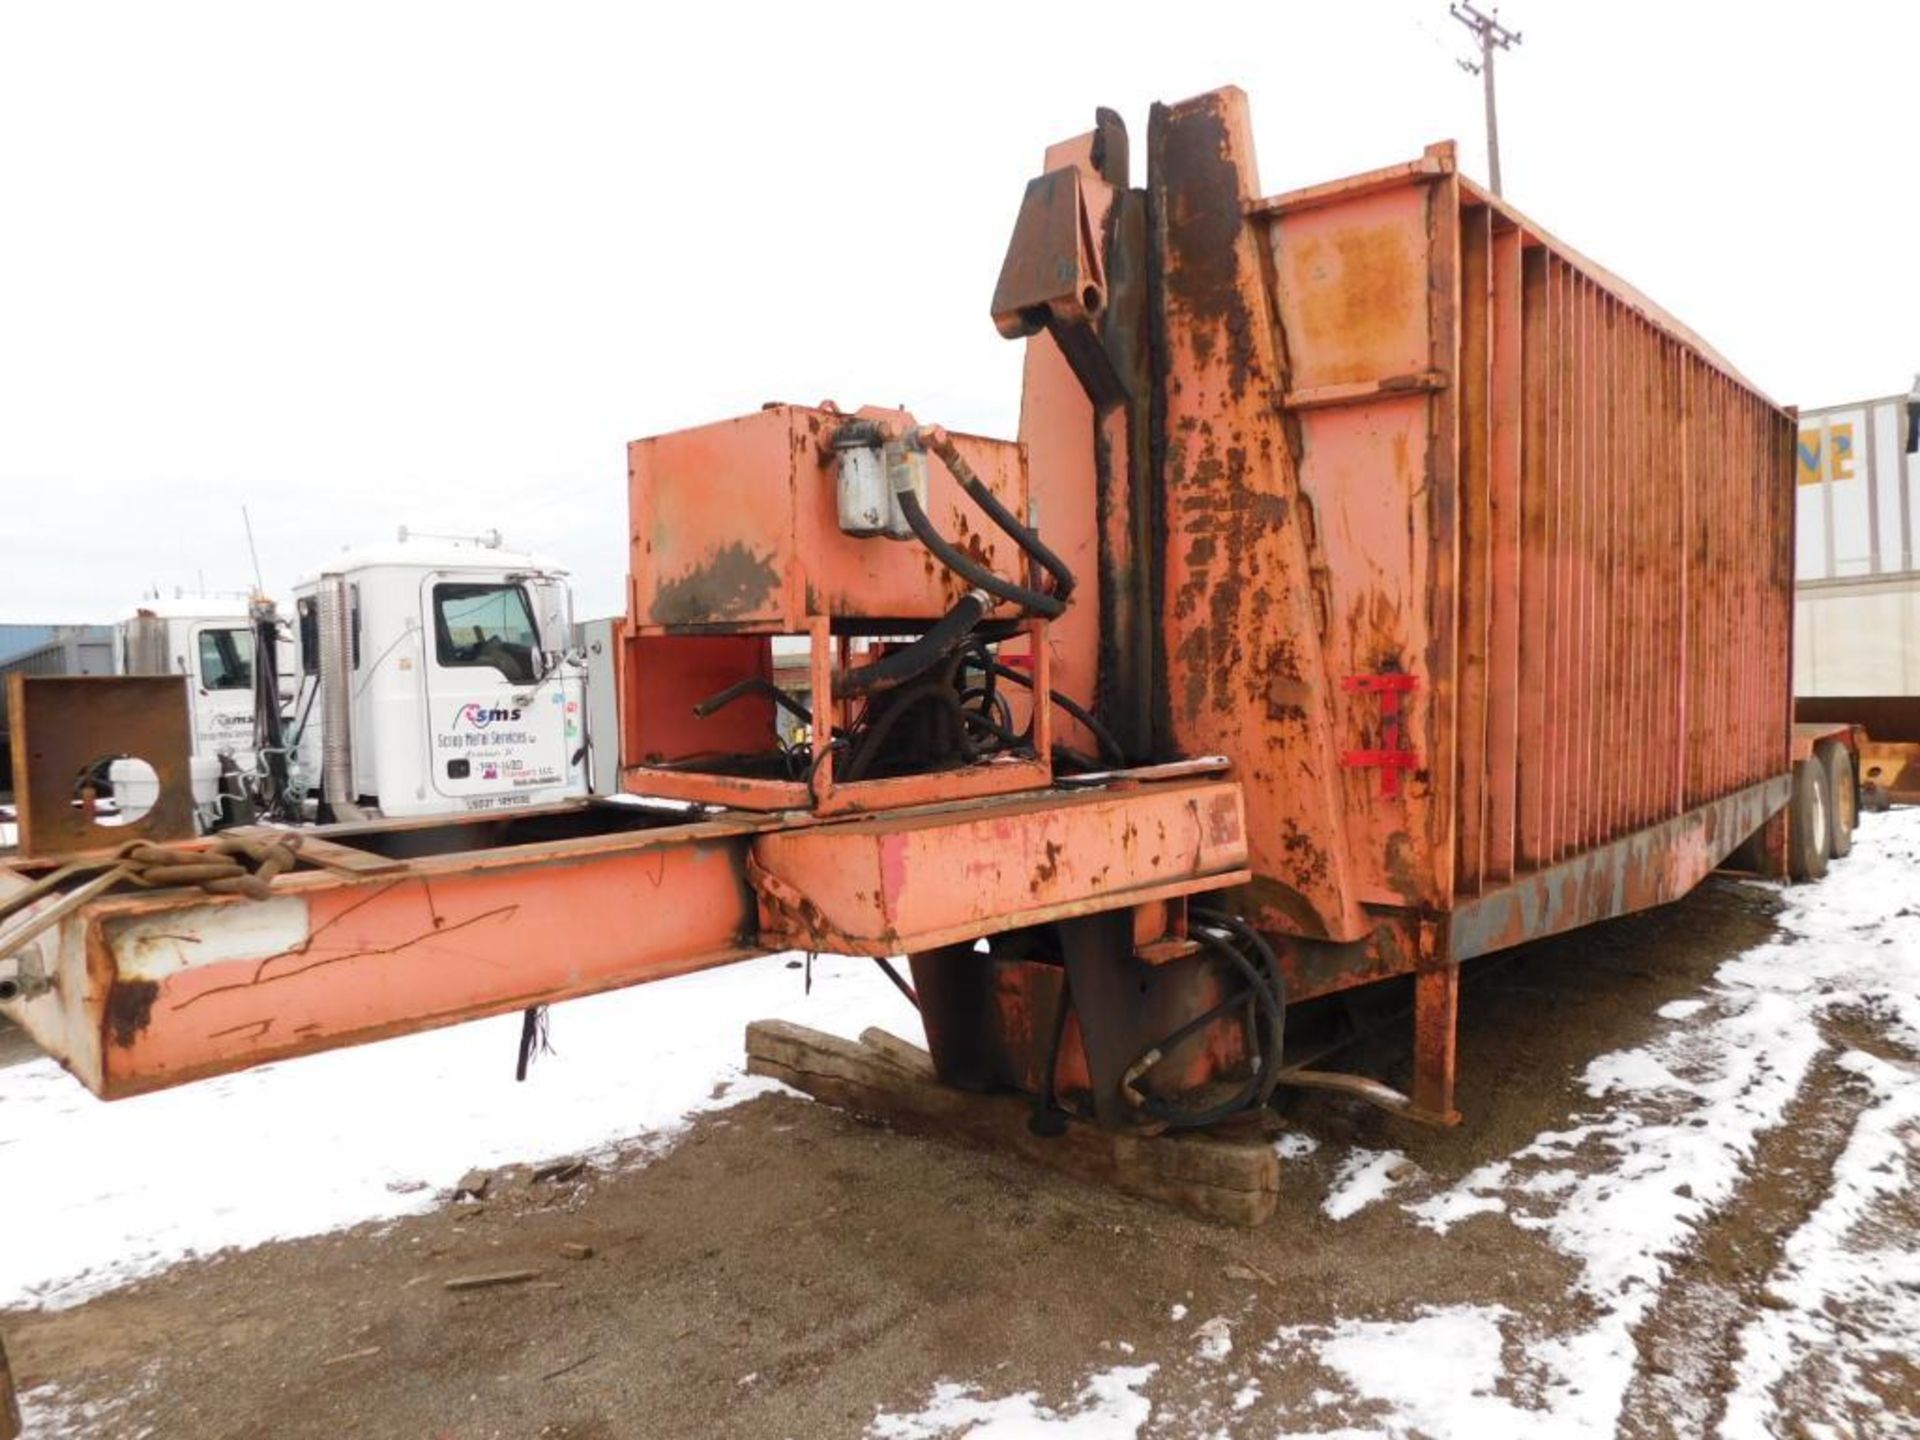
[750,780,1251,954]
[1484,223,1524,884]
[1550,261,1577,859]
[1447,774,1789,963]
[1006,129,1111,763]
[1454,203,1492,897]
[11,823,767,1098]
[1248,136,1794,927]
[1151,90,1368,942]
[1425,148,1464,906]
[628,405,1030,633]
[1270,187,1439,914]
[1515,245,1552,869]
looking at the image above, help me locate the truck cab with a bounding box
[288,531,589,819]
[118,601,263,762]
[113,599,270,826]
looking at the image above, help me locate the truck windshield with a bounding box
[434,583,539,684]
[198,628,254,691]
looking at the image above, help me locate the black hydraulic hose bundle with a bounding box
[969,657,1127,767]
[1113,907,1288,1131]
[688,418,1094,770]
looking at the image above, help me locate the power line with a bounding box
[1448,2,1522,197]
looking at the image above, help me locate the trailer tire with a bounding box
[1788,757,1831,882]
[1819,741,1855,859]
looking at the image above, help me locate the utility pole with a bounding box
[1449,2,1521,196]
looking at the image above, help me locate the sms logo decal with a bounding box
[454,704,524,729]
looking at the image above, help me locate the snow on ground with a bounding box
[855,808,1920,1438]
[16,1374,155,1440]
[869,1366,1159,1439]
[1320,1147,1409,1221]
[1718,1044,1920,1438]
[0,951,918,1309]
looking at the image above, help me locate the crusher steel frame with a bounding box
[2,87,1800,1137]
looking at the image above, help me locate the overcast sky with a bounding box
[4,1,1914,622]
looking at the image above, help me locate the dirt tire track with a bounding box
[1621,1041,1878,1437]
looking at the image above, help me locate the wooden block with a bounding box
[856,1026,938,1079]
[0,1330,19,1440]
[746,1020,1278,1226]
[286,834,411,877]
[443,1269,541,1292]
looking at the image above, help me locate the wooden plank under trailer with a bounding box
[746,1021,1282,1226]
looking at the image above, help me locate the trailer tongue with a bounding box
[2,87,1823,1155]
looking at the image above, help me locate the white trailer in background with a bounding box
[1792,385,1920,799]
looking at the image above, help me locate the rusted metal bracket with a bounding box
[8,674,196,856]
[1340,673,1420,798]
[746,852,857,955]
[991,166,1125,407]
[1278,370,1448,413]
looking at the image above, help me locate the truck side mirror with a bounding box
[1907,374,1919,454]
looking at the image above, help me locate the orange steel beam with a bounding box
[0,774,1251,1101]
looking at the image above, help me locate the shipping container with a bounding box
[1007,91,1804,1119]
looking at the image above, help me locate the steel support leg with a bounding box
[1411,965,1463,1126]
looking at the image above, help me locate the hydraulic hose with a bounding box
[893,487,1064,619]
[1193,906,1289,1109]
[1118,911,1288,1130]
[971,657,1127,766]
[833,593,988,698]
[842,680,973,782]
[693,676,815,726]
[909,426,1076,607]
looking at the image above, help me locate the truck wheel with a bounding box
[1788,757,1831,881]
[1820,741,1855,858]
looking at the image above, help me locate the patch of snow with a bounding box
[1169,1302,1189,1322]
[1407,1161,1509,1234]
[0,951,917,1309]
[1274,1130,1320,1159]
[1232,1380,1261,1411]
[1287,1305,1518,1440]
[1657,998,1709,1021]
[17,1378,152,1438]
[1193,1316,1233,1362]
[1321,1148,1407,1221]
[868,1365,1158,1439]
[1404,1189,1506,1233]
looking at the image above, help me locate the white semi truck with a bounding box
[281,531,590,822]
[4,532,593,833]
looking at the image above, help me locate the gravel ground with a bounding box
[3,854,1914,1438]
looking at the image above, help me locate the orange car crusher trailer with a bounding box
[0,88,1848,1149]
